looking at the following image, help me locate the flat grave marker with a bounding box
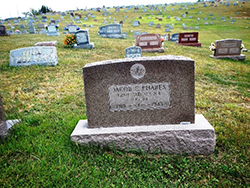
[9,46,58,66]
[125,46,142,58]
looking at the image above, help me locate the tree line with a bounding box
[23,5,53,17]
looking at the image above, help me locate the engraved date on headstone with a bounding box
[108,82,171,112]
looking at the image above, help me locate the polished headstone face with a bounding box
[136,34,161,49]
[214,39,242,56]
[178,32,199,43]
[82,56,195,128]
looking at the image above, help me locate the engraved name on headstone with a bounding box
[136,34,164,52]
[177,32,201,47]
[125,46,142,58]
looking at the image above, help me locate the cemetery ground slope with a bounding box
[0,1,249,187]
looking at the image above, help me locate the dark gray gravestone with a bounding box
[125,46,142,58]
[0,94,7,138]
[0,25,9,36]
[73,30,94,49]
[71,56,215,155]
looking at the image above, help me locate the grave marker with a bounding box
[170,33,179,41]
[132,20,140,26]
[29,25,36,34]
[136,33,164,52]
[46,24,60,36]
[9,46,58,66]
[98,24,126,39]
[125,46,142,58]
[73,30,94,49]
[68,25,78,34]
[209,39,245,60]
[0,25,9,36]
[177,32,201,47]
[71,56,215,155]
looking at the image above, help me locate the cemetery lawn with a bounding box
[0,1,250,187]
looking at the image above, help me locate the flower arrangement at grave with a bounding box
[62,34,77,47]
[209,42,216,51]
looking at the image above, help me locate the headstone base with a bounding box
[210,54,245,60]
[47,32,60,36]
[34,41,58,46]
[0,119,20,139]
[73,43,94,49]
[141,47,165,53]
[100,34,126,39]
[176,42,202,47]
[71,114,215,155]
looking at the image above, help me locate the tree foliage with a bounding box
[40,5,52,14]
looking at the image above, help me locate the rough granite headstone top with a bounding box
[83,55,195,128]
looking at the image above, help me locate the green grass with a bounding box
[0,1,250,187]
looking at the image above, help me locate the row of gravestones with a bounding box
[1,7,245,35]
[8,23,246,68]
[0,24,60,36]
[1,0,248,25]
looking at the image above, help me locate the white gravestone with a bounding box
[9,46,58,66]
